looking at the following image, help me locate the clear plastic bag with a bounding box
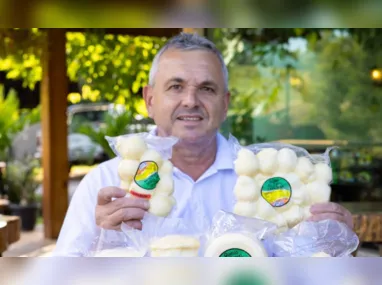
[105,132,179,217]
[203,210,278,257]
[85,228,147,257]
[269,219,359,257]
[121,212,210,257]
[228,134,336,230]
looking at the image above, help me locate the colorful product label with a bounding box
[261,177,292,207]
[134,161,160,190]
[219,248,252,257]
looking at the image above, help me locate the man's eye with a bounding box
[201,86,214,93]
[169,85,182,90]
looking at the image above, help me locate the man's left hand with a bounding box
[307,202,354,229]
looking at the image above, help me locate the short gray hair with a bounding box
[148,32,229,91]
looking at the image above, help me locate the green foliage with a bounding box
[73,107,135,158]
[3,156,40,205]
[0,29,167,113]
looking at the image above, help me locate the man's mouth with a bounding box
[177,115,203,121]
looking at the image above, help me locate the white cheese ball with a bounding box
[315,163,333,184]
[291,185,310,206]
[302,206,312,219]
[277,148,298,173]
[118,159,140,181]
[159,160,173,176]
[255,197,278,219]
[257,148,278,174]
[283,204,304,228]
[116,135,147,160]
[140,149,164,168]
[267,213,288,229]
[234,176,259,201]
[130,182,153,198]
[120,180,131,191]
[234,148,259,176]
[306,181,331,204]
[254,173,268,187]
[149,194,175,217]
[155,174,174,196]
[295,157,315,183]
[233,201,256,217]
[150,235,200,257]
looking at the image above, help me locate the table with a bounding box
[341,202,382,256]
[0,215,21,257]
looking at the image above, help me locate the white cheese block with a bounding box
[234,176,259,201]
[233,201,256,217]
[116,135,148,160]
[140,149,164,168]
[204,233,268,257]
[118,159,140,181]
[277,148,298,173]
[257,148,278,174]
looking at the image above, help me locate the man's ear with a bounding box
[222,91,231,121]
[143,85,154,119]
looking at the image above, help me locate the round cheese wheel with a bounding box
[159,160,173,176]
[204,233,268,257]
[116,135,148,160]
[150,235,200,257]
[306,181,331,204]
[155,174,174,196]
[140,149,164,168]
[233,201,256,217]
[314,163,332,184]
[295,157,315,183]
[118,159,140,181]
[234,176,259,201]
[234,150,259,177]
[148,194,175,217]
[257,148,278,174]
[277,148,298,173]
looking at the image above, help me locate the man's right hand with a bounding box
[95,187,150,231]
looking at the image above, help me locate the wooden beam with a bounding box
[182,28,206,36]
[41,29,69,239]
[64,28,182,38]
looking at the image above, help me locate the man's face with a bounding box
[143,48,230,143]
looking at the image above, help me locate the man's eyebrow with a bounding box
[199,80,219,89]
[165,77,185,85]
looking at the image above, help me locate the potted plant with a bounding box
[3,156,40,231]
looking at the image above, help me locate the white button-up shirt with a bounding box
[53,132,238,256]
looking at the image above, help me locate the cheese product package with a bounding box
[105,132,178,217]
[121,212,209,257]
[228,134,336,230]
[203,210,278,257]
[84,228,147,257]
[269,219,359,257]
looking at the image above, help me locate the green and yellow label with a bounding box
[219,248,251,257]
[134,161,160,190]
[261,177,292,207]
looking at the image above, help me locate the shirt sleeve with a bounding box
[52,167,102,257]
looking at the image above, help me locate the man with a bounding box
[53,32,353,256]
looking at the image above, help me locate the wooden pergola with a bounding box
[41,28,205,239]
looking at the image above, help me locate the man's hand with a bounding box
[307,202,354,229]
[95,187,150,231]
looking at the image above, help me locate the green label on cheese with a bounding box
[219,248,251,257]
[134,161,160,190]
[261,177,292,207]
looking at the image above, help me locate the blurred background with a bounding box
[0,28,381,257]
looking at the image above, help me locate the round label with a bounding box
[261,177,292,207]
[219,248,251,257]
[134,161,160,190]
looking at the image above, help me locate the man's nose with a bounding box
[181,88,199,109]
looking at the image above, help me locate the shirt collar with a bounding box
[148,126,234,171]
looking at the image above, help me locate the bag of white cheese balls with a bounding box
[203,210,278,257]
[105,132,178,217]
[269,219,359,257]
[121,212,209,257]
[229,134,336,231]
